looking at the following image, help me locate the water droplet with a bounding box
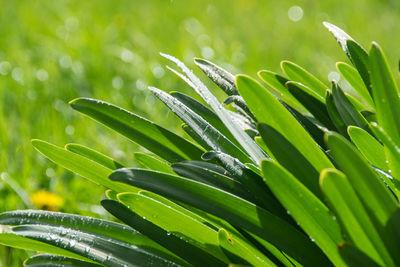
[309,236,315,242]
[69,240,76,247]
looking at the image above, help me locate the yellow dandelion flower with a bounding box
[30,190,64,211]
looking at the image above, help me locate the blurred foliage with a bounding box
[0,0,399,265]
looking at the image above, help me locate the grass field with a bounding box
[1,0,400,265]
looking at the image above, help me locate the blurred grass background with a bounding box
[0,0,399,265]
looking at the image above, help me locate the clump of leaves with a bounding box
[1,22,399,266]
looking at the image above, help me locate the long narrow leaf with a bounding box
[69,98,203,163]
[109,168,331,266]
[236,75,334,172]
[161,53,266,164]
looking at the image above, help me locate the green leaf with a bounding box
[338,244,381,267]
[320,169,392,266]
[109,168,331,266]
[283,103,327,150]
[323,22,371,92]
[285,80,325,103]
[217,229,277,267]
[134,152,174,174]
[331,82,370,132]
[258,123,322,199]
[101,199,221,267]
[138,190,280,266]
[347,40,371,93]
[194,58,238,95]
[171,161,253,202]
[336,62,374,109]
[369,42,400,179]
[0,210,170,256]
[65,143,124,170]
[201,151,290,220]
[24,254,104,267]
[370,122,400,188]
[323,22,354,59]
[325,90,348,137]
[223,95,257,122]
[170,91,239,146]
[32,140,134,193]
[149,87,251,163]
[257,70,309,114]
[11,224,180,266]
[281,61,328,98]
[236,75,334,172]
[326,132,398,226]
[161,53,266,164]
[0,230,90,263]
[261,160,344,266]
[117,192,229,263]
[285,81,334,130]
[347,126,387,170]
[69,97,203,163]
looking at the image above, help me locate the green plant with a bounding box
[1,22,399,266]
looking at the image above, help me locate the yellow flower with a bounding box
[30,190,64,211]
